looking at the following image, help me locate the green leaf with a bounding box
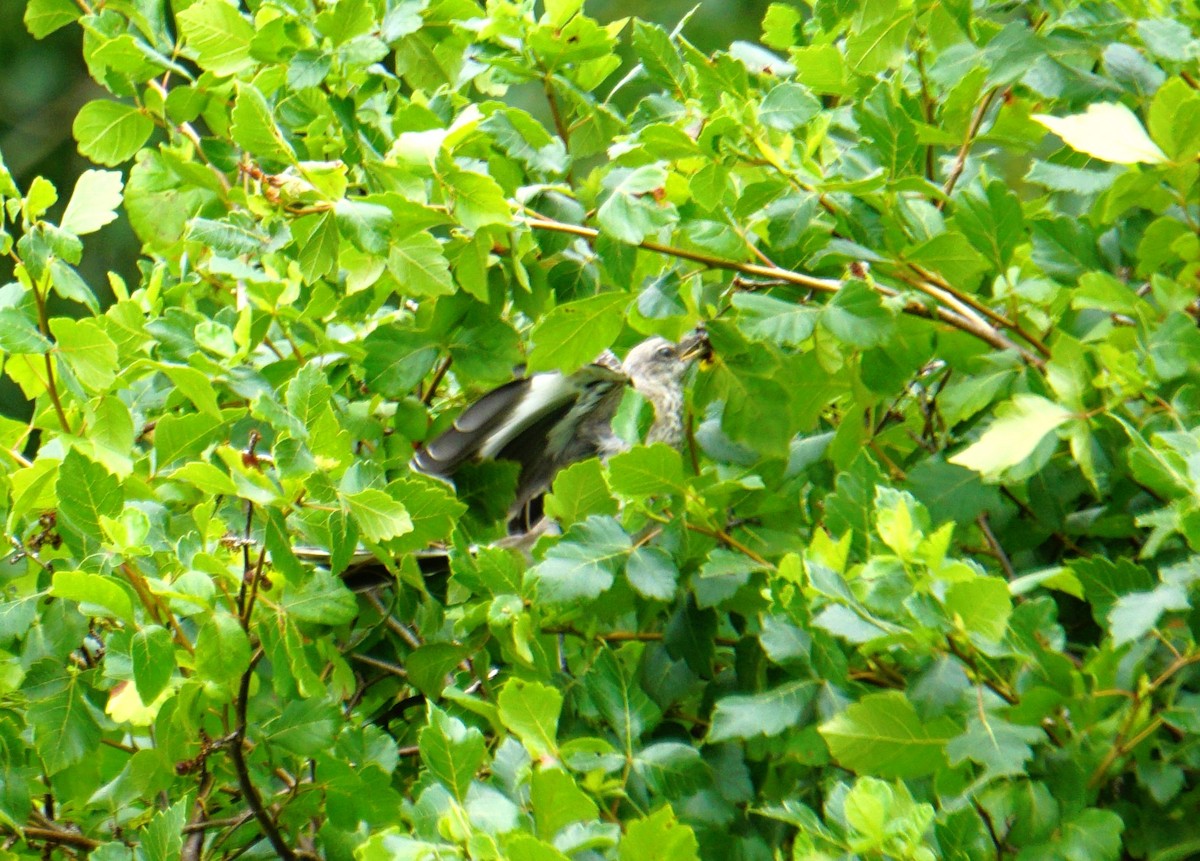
[24,0,81,38]
[156,363,222,419]
[948,395,1072,479]
[266,698,340,756]
[48,258,99,311]
[420,706,486,802]
[632,20,686,93]
[49,317,118,392]
[596,165,678,244]
[341,488,413,543]
[944,576,1013,642]
[607,443,684,496]
[845,11,913,75]
[819,691,957,778]
[527,515,630,603]
[906,232,990,290]
[1149,77,1200,161]
[619,806,699,861]
[154,413,223,466]
[72,100,154,167]
[24,661,102,773]
[527,292,628,373]
[231,83,296,163]
[281,569,358,625]
[759,82,821,131]
[543,459,618,528]
[1108,583,1190,645]
[193,613,252,686]
[130,625,176,703]
[385,477,467,552]
[1033,103,1167,165]
[362,328,438,397]
[761,4,800,51]
[820,280,895,348]
[178,0,256,76]
[0,308,52,354]
[632,742,710,797]
[387,232,455,297]
[531,767,598,838]
[334,199,392,253]
[186,217,268,255]
[55,449,123,560]
[708,680,814,742]
[498,679,562,758]
[60,170,124,235]
[585,648,661,747]
[292,212,339,283]
[445,168,511,230]
[406,643,470,698]
[946,714,1044,777]
[732,293,818,347]
[50,570,135,623]
[1059,809,1124,861]
[626,546,678,601]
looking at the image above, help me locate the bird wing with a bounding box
[412,364,626,478]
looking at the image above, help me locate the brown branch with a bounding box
[907,264,1051,358]
[939,87,1005,207]
[975,513,1015,579]
[916,44,936,183]
[683,521,773,569]
[945,636,1018,705]
[543,76,571,152]
[11,826,101,851]
[120,562,195,655]
[181,770,215,861]
[146,79,231,192]
[230,649,296,861]
[971,799,1008,861]
[184,813,254,835]
[547,626,739,648]
[421,355,453,406]
[349,653,408,677]
[521,213,1042,365]
[30,281,71,434]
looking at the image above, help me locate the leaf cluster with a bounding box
[4,0,1200,859]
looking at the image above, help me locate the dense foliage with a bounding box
[3,0,1200,858]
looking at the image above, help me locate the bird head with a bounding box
[621,328,711,395]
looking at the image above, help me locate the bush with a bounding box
[3,0,1200,858]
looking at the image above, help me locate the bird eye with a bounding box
[656,345,675,359]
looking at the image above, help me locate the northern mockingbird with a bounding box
[413,328,711,534]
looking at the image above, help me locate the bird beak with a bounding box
[677,327,712,364]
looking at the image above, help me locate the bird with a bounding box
[412,328,711,534]
[296,329,710,592]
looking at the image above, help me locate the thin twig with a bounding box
[547,626,739,648]
[30,281,71,434]
[421,355,453,406]
[939,87,1004,206]
[908,264,1051,358]
[683,521,773,569]
[10,827,100,851]
[976,513,1015,579]
[945,636,1018,705]
[349,653,408,677]
[230,649,296,861]
[521,213,1041,365]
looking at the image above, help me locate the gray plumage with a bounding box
[412,329,709,532]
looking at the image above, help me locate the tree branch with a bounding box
[29,279,71,434]
[939,86,1005,207]
[230,649,295,861]
[521,213,1044,366]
